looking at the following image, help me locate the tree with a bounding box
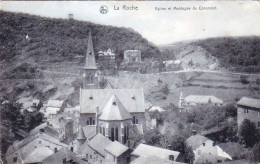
[23,110,44,132]
[252,143,260,163]
[240,120,258,147]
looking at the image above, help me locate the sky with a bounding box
[1,1,260,45]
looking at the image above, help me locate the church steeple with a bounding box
[83,30,98,89]
[84,30,97,69]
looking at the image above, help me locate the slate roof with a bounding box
[88,133,112,156]
[186,134,209,150]
[47,115,72,129]
[46,100,64,108]
[184,95,223,104]
[131,144,180,160]
[23,146,54,163]
[99,95,132,121]
[6,132,67,157]
[237,97,260,109]
[82,125,97,139]
[104,141,129,157]
[80,89,145,114]
[217,142,248,158]
[84,30,97,69]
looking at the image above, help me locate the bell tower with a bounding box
[83,30,98,89]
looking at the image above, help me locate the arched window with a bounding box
[90,117,92,125]
[124,127,127,144]
[103,127,105,136]
[111,128,115,141]
[115,127,118,141]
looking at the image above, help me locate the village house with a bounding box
[44,115,74,142]
[5,132,68,164]
[131,144,180,162]
[41,99,66,118]
[236,97,260,131]
[184,95,223,106]
[98,48,117,69]
[124,50,142,62]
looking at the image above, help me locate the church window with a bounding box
[124,127,127,144]
[103,127,105,136]
[115,127,119,141]
[93,120,95,125]
[100,127,102,134]
[111,128,115,141]
[71,147,73,152]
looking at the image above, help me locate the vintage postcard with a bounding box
[0,1,260,164]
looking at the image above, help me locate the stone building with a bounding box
[124,50,142,62]
[98,49,117,69]
[237,97,260,131]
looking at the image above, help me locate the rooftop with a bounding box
[131,144,180,160]
[186,134,209,150]
[23,146,54,163]
[237,97,260,109]
[105,141,129,157]
[88,133,112,156]
[46,100,64,108]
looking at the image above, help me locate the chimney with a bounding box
[192,130,197,135]
[167,145,172,150]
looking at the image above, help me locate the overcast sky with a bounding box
[1,1,260,45]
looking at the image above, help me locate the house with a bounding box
[186,134,209,150]
[5,132,68,164]
[236,97,260,131]
[193,140,232,163]
[148,106,166,112]
[124,50,142,62]
[184,95,223,106]
[42,148,87,164]
[104,141,131,164]
[194,153,228,164]
[44,115,73,141]
[131,144,180,162]
[42,100,66,118]
[98,49,117,69]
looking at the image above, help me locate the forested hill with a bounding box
[0,11,160,63]
[193,37,260,73]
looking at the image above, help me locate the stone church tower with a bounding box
[83,30,99,89]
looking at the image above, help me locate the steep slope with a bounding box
[0,11,160,63]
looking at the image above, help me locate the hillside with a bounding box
[160,37,260,73]
[0,11,160,63]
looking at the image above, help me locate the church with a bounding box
[79,30,146,146]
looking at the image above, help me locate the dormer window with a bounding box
[113,101,116,105]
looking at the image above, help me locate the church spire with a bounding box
[84,30,97,69]
[83,30,99,89]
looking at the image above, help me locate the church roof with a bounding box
[80,89,145,114]
[99,95,132,121]
[84,30,97,69]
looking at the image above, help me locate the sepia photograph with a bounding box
[0,1,259,164]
